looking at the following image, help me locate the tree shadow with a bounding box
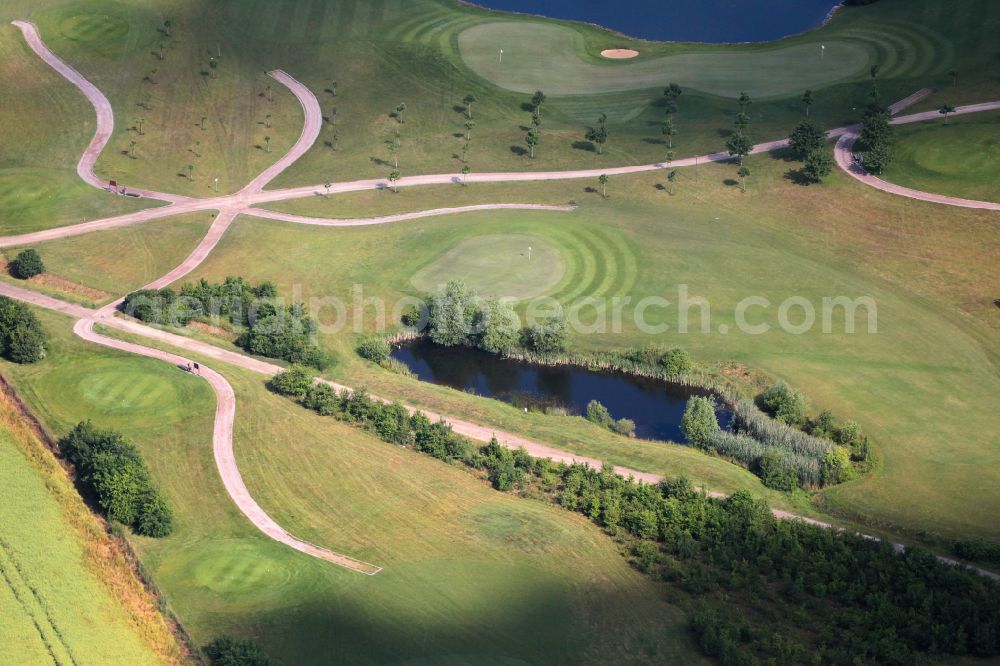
[715,128,731,138]
[510,145,527,156]
[770,147,800,163]
[452,105,467,115]
[783,169,815,186]
[642,138,665,145]
[994,299,1000,309]
[370,156,392,167]
[519,102,535,113]
[654,183,666,191]
[572,141,596,152]
[722,178,739,187]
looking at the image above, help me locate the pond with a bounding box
[392,339,731,443]
[469,0,841,43]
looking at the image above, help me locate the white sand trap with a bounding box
[601,48,639,59]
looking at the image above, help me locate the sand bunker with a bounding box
[600,48,639,59]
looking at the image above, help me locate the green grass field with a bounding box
[2,310,709,664]
[2,211,214,304]
[881,111,1000,203]
[0,376,183,664]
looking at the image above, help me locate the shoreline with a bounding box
[456,0,845,46]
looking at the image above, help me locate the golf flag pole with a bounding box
[499,48,503,64]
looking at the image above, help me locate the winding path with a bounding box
[6,19,1000,580]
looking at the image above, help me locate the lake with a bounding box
[392,340,731,443]
[468,0,841,43]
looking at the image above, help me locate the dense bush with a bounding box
[10,249,45,279]
[659,347,692,376]
[427,280,478,347]
[356,337,391,363]
[519,314,568,356]
[680,396,719,448]
[267,364,314,398]
[953,538,1000,567]
[0,295,47,363]
[58,422,173,537]
[760,382,808,425]
[123,277,332,369]
[203,637,275,666]
[585,400,635,437]
[479,297,520,354]
[787,120,825,158]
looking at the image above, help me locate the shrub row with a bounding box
[58,422,173,537]
[122,277,331,369]
[268,368,1000,664]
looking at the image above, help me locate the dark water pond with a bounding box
[470,0,840,43]
[392,340,731,443]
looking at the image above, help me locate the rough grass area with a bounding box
[4,311,707,664]
[0,377,184,665]
[882,111,1000,203]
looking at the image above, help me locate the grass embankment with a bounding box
[1,211,215,305]
[880,111,1000,203]
[3,309,708,664]
[0,377,185,665]
[177,147,1000,544]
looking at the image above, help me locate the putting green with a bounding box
[458,22,871,97]
[411,233,564,299]
[59,14,131,55]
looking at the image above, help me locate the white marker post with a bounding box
[821,44,826,60]
[527,245,532,261]
[215,177,219,192]
[499,48,503,64]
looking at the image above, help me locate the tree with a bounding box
[129,140,137,158]
[395,102,407,123]
[329,107,337,125]
[666,169,677,195]
[263,135,271,153]
[734,112,750,136]
[586,400,613,428]
[137,117,145,135]
[530,90,546,118]
[659,347,691,375]
[802,149,834,183]
[737,165,750,192]
[330,80,338,96]
[788,120,825,158]
[388,169,401,193]
[11,249,44,279]
[663,83,682,115]
[203,637,275,666]
[661,117,677,148]
[858,106,893,174]
[136,492,173,537]
[200,115,207,131]
[480,297,519,354]
[947,69,958,87]
[738,91,753,112]
[162,19,172,37]
[598,173,609,198]
[520,314,568,355]
[725,133,753,165]
[186,163,194,181]
[464,120,476,140]
[680,396,719,448]
[586,113,608,154]
[802,89,814,116]
[428,280,478,347]
[939,103,956,125]
[461,164,471,185]
[525,127,539,158]
[209,57,217,79]
[7,324,46,363]
[761,382,808,425]
[264,112,271,128]
[462,93,478,119]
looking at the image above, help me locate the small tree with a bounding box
[11,249,44,279]
[129,140,137,158]
[803,149,834,183]
[264,112,271,128]
[480,297,519,354]
[137,117,145,135]
[726,133,753,165]
[586,113,608,154]
[463,93,478,119]
[734,112,750,136]
[200,115,207,130]
[530,90,546,118]
[681,396,719,449]
[395,102,407,123]
[464,120,476,140]
[737,165,750,192]
[330,80,338,96]
[267,365,315,397]
[663,83,682,115]
[738,91,753,112]
[461,164,471,185]
[761,382,808,425]
[263,135,271,153]
[186,163,194,181]
[788,120,825,158]
[939,103,956,125]
[661,117,677,148]
[209,57,217,79]
[324,181,331,196]
[525,127,539,158]
[802,89,814,116]
[586,400,613,428]
[330,107,337,125]
[598,174,609,198]
[947,69,958,87]
[388,169,401,193]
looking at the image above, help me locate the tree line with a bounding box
[58,422,173,537]
[122,277,332,369]
[266,366,1000,664]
